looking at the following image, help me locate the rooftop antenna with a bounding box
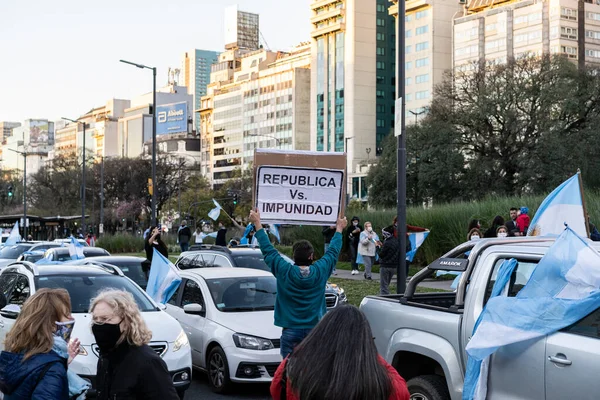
[259,30,271,51]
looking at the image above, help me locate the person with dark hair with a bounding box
[177,220,192,252]
[249,209,347,358]
[143,226,168,277]
[505,207,521,237]
[270,305,410,400]
[484,215,505,238]
[215,221,227,246]
[346,216,362,275]
[467,219,481,233]
[379,228,399,295]
[467,228,483,241]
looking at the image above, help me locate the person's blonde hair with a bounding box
[90,289,152,346]
[5,288,71,360]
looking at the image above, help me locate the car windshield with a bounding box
[24,254,44,263]
[205,276,277,312]
[105,261,148,289]
[34,275,157,313]
[0,245,33,259]
[231,253,293,272]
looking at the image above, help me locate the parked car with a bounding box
[360,237,600,400]
[41,246,110,262]
[166,267,281,393]
[29,241,63,253]
[66,256,148,289]
[0,261,192,398]
[53,238,89,247]
[0,243,34,269]
[175,245,347,309]
[16,250,46,263]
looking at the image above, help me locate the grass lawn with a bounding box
[329,277,447,307]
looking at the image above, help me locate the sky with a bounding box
[0,0,310,123]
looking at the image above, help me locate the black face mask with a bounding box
[92,323,122,353]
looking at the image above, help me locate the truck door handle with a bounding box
[548,354,572,366]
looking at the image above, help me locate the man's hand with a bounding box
[336,216,348,233]
[249,209,263,231]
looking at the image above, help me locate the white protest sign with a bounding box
[255,166,344,225]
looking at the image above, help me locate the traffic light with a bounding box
[233,193,238,205]
[7,185,13,198]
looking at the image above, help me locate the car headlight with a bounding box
[232,333,274,350]
[172,330,189,352]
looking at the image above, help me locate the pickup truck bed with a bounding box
[372,292,461,312]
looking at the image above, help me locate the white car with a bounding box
[0,262,192,398]
[165,267,282,393]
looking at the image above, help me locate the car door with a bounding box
[0,273,31,348]
[544,307,600,400]
[175,278,207,367]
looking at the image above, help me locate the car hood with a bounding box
[0,259,17,267]
[72,309,182,345]
[212,310,282,340]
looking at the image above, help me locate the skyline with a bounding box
[0,0,310,123]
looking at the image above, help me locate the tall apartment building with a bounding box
[224,5,260,51]
[453,0,600,69]
[389,0,463,122]
[2,119,54,175]
[200,44,311,187]
[181,49,220,132]
[0,122,21,145]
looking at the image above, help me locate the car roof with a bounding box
[86,256,145,263]
[47,247,108,254]
[181,267,273,279]
[2,263,120,277]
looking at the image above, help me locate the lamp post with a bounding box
[120,59,157,226]
[9,149,27,239]
[248,133,282,146]
[409,109,426,125]
[62,117,87,235]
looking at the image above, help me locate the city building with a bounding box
[389,0,463,124]
[453,0,600,69]
[181,49,220,131]
[224,5,260,51]
[1,119,55,176]
[0,122,21,145]
[200,43,311,187]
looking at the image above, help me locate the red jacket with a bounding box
[270,355,410,400]
[516,214,530,234]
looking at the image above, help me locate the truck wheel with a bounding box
[407,375,450,400]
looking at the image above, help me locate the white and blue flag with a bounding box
[463,227,600,399]
[240,223,253,245]
[528,173,586,237]
[68,236,85,260]
[4,221,21,246]
[268,224,281,242]
[407,231,429,262]
[146,248,182,304]
[208,199,222,221]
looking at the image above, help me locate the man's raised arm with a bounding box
[249,209,290,276]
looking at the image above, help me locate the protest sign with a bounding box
[254,149,346,225]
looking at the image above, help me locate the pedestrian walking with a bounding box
[270,305,410,400]
[346,216,362,275]
[90,290,179,400]
[358,221,381,280]
[215,221,227,246]
[379,228,399,295]
[0,288,88,400]
[249,209,347,358]
[143,226,168,277]
[177,220,192,252]
[484,216,505,238]
[322,226,337,275]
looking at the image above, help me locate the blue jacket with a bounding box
[0,349,69,400]
[256,228,342,329]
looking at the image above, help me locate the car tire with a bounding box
[207,346,231,393]
[407,375,450,400]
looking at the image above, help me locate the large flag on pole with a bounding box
[208,199,222,221]
[146,248,182,304]
[407,231,429,262]
[68,236,85,260]
[527,172,587,237]
[4,222,21,246]
[268,224,281,242]
[463,227,600,399]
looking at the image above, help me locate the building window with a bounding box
[416,25,429,35]
[406,29,412,38]
[405,15,411,22]
[586,30,600,39]
[377,75,385,84]
[561,7,577,20]
[406,77,412,86]
[377,47,386,55]
[587,49,600,57]
[377,18,385,26]
[377,61,386,70]
[587,11,600,20]
[377,104,385,113]
[377,119,385,127]
[406,61,412,70]
[406,45,412,53]
[377,3,386,12]
[406,93,413,102]
[415,57,429,67]
[416,42,429,51]
[416,9,429,19]
[415,74,429,84]
[415,90,430,100]
[376,90,385,99]
[377,32,385,41]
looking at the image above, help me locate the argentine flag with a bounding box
[146,248,182,304]
[4,221,21,246]
[463,227,600,399]
[528,173,586,237]
[68,236,85,260]
[240,223,253,245]
[208,199,222,221]
[407,231,429,262]
[269,224,281,242]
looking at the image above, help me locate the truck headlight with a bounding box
[232,333,274,350]
[172,330,189,352]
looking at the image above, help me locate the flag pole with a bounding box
[577,169,590,238]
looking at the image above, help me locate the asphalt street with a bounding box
[186,371,271,400]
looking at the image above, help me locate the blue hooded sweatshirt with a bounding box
[0,348,68,400]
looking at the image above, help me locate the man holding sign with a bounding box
[249,209,347,358]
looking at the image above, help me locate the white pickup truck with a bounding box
[360,237,600,400]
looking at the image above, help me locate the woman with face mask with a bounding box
[467,228,483,242]
[496,226,509,238]
[90,289,179,400]
[0,288,88,400]
[358,222,382,280]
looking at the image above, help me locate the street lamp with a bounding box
[62,117,87,235]
[409,109,426,125]
[248,133,282,146]
[120,59,157,226]
[9,148,28,239]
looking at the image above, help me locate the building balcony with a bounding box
[389,2,398,17]
[407,0,430,12]
[311,6,344,24]
[311,0,340,12]
[311,21,345,38]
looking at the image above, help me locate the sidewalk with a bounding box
[333,268,453,291]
